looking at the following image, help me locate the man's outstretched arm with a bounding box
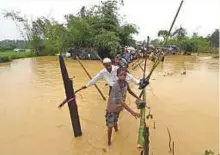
[75,71,103,94]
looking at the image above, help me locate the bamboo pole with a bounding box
[137,0,184,150]
[137,37,150,148]
[141,122,149,155]
[138,64,144,72]
[145,0,184,81]
[132,60,144,70]
[58,97,75,108]
[138,88,147,147]
[131,58,140,67]
[76,56,106,101]
[93,52,103,61]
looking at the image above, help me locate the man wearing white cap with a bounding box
[75,57,140,95]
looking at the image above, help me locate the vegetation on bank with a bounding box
[0,51,36,62]
[3,0,137,58]
[0,40,26,51]
[1,0,219,57]
[152,28,219,54]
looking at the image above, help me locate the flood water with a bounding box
[0,55,219,155]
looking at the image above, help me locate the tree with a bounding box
[44,22,70,55]
[3,0,138,57]
[154,28,216,54]
[192,32,198,38]
[0,40,17,51]
[80,6,86,18]
[95,30,121,56]
[180,38,197,53]
[96,0,138,56]
[3,11,46,54]
[167,38,179,46]
[66,16,94,48]
[3,10,31,41]
[179,37,210,53]
[151,39,162,46]
[119,24,138,48]
[206,29,219,48]
[172,26,187,40]
[158,30,169,40]
[28,18,47,55]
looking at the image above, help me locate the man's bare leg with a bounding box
[107,127,113,146]
[114,123,118,132]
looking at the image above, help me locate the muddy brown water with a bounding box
[0,55,219,155]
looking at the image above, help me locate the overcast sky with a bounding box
[0,0,219,41]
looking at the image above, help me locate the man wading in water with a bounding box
[75,58,140,95]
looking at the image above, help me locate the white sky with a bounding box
[0,0,219,41]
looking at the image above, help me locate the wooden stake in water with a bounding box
[59,55,82,137]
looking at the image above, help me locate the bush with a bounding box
[179,37,210,53]
[0,57,11,62]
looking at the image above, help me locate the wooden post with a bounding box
[59,55,82,137]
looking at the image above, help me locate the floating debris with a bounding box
[102,148,107,152]
[153,121,156,129]
[167,127,172,152]
[181,71,186,75]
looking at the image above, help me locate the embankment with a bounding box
[0,51,36,63]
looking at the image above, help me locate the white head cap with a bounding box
[103,58,111,64]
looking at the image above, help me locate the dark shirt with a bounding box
[106,81,128,112]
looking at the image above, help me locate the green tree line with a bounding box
[3,0,138,58]
[152,27,219,53]
[0,40,26,51]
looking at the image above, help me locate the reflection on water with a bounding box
[0,55,219,155]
